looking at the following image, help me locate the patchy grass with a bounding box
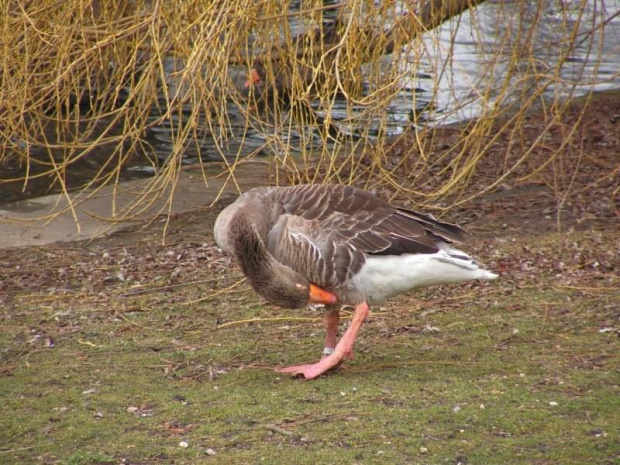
[2,37,619,465]
[1,208,618,465]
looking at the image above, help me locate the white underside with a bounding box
[349,243,498,303]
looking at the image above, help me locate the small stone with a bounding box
[549,401,559,406]
[452,405,461,413]
[93,411,103,419]
[420,447,428,454]
[205,448,216,456]
[479,404,485,409]
[179,441,189,448]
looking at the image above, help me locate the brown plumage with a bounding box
[214,183,497,379]
[217,184,463,293]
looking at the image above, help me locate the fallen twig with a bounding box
[263,424,295,437]
[183,278,247,305]
[0,443,55,455]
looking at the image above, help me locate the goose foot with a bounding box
[278,301,369,380]
[277,351,350,379]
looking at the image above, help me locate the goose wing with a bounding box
[266,184,465,287]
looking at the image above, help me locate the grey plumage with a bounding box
[214,184,469,306]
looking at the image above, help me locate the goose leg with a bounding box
[322,308,340,359]
[278,302,369,380]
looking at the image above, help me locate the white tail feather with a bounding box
[351,244,498,303]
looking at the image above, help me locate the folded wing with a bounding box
[266,184,466,288]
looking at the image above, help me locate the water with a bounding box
[407,0,620,125]
[96,1,620,168]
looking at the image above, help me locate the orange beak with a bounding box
[243,68,262,89]
[309,284,337,305]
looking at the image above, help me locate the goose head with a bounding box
[244,59,267,91]
[251,265,311,309]
[238,249,337,309]
[214,195,337,310]
[249,264,337,309]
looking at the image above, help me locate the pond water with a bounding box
[141,0,620,167]
[409,0,620,125]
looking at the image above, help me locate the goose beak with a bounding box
[309,284,337,305]
[244,68,261,88]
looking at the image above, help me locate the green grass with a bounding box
[1,232,619,465]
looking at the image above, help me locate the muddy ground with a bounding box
[0,93,618,464]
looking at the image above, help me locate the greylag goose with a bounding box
[214,184,498,379]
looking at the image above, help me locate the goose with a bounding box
[243,20,344,92]
[214,184,498,379]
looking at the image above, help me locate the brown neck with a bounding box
[228,212,309,309]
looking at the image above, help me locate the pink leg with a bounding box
[278,302,369,380]
[322,308,340,359]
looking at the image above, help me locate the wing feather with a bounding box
[264,184,466,286]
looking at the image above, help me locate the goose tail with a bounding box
[437,242,498,280]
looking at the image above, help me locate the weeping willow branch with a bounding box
[0,0,617,227]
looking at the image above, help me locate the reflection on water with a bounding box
[410,0,620,125]
[144,0,620,165]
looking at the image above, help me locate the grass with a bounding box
[1,223,618,464]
